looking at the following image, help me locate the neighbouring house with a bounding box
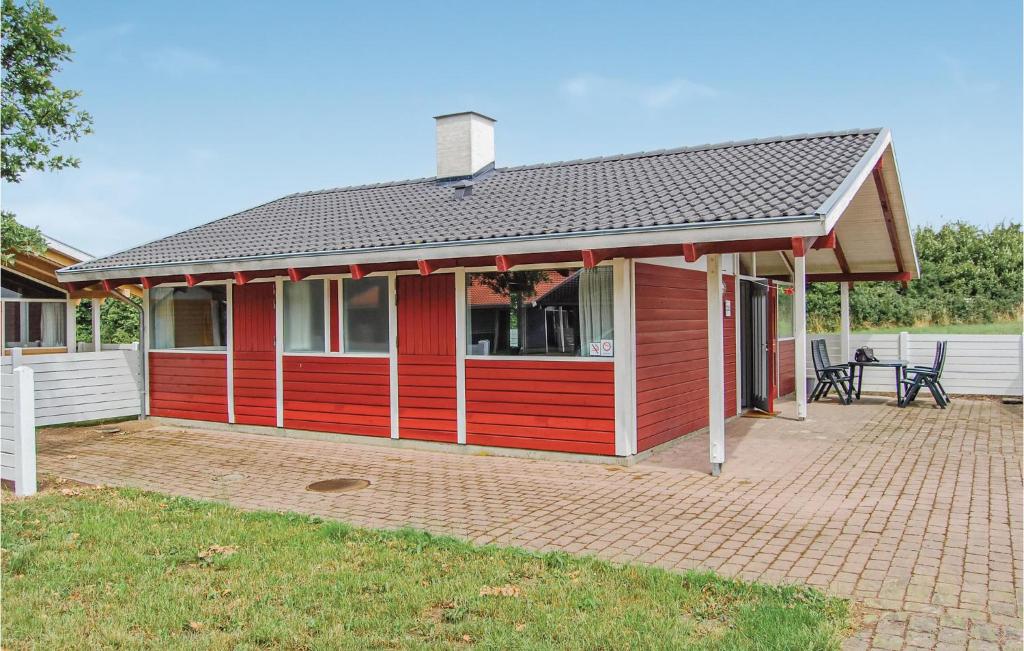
[56,113,918,472]
[2,235,139,355]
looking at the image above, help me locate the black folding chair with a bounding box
[899,341,950,408]
[810,339,853,404]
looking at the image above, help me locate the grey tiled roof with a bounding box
[66,128,882,272]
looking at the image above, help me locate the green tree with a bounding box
[808,221,1023,331]
[0,210,46,265]
[1,0,92,183]
[76,297,142,345]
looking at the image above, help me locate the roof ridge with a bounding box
[499,128,883,172]
[285,128,882,199]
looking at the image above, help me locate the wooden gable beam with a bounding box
[872,160,905,275]
[811,231,836,250]
[833,236,852,275]
[766,271,911,283]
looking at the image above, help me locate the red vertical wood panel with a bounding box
[149,352,228,422]
[465,359,615,455]
[778,339,796,397]
[397,275,456,442]
[232,283,277,426]
[329,280,340,352]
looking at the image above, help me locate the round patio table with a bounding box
[848,360,908,403]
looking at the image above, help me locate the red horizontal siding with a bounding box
[778,338,796,397]
[634,263,736,452]
[465,359,615,455]
[283,355,390,437]
[234,351,276,426]
[398,355,456,442]
[149,352,227,422]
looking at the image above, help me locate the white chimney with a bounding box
[434,111,495,180]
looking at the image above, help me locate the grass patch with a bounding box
[1,487,849,649]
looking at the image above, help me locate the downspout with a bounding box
[107,291,146,421]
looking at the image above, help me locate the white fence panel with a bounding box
[0,349,142,426]
[0,367,37,496]
[808,333,1024,396]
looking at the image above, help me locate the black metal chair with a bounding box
[811,339,853,404]
[898,341,950,408]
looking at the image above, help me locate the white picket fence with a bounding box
[1,367,36,496]
[808,333,1023,396]
[0,348,143,426]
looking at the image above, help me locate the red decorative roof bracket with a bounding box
[184,274,201,287]
[287,267,310,282]
[417,260,436,276]
[232,271,253,285]
[581,249,610,269]
[349,264,367,280]
[790,237,806,258]
[682,243,701,263]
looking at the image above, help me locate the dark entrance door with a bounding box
[740,280,770,412]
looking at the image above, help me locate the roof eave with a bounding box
[56,214,828,282]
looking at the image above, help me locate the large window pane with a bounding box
[2,301,66,348]
[343,277,388,353]
[777,287,794,338]
[466,267,614,357]
[284,280,325,353]
[150,285,227,350]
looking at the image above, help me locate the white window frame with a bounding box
[147,280,230,354]
[463,261,617,362]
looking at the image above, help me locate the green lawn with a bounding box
[813,319,1022,336]
[1,486,851,650]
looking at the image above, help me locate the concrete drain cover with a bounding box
[306,478,370,493]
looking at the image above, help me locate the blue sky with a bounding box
[3,0,1021,256]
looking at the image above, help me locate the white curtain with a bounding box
[579,267,614,356]
[152,290,175,349]
[285,280,324,352]
[40,302,65,347]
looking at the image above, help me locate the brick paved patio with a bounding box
[36,397,1022,650]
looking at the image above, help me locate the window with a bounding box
[150,285,227,350]
[466,267,614,357]
[284,279,326,353]
[1,272,67,349]
[343,277,388,353]
[776,287,794,338]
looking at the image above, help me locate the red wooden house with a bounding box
[57,112,918,473]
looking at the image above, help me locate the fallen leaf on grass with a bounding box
[188,621,204,632]
[59,488,82,497]
[462,634,473,642]
[197,545,237,563]
[479,584,522,597]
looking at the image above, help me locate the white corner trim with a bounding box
[613,259,635,456]
[387,272,399,439]
[275,278,284,428]
[733,256,742,415]
[336,277,345,352]
[226,281,235,423]
[454,268,467,445]
[142,287,150,416]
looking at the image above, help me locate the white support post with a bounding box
[91,298,102,352]
[612,259,636,456]
[454,268,467,445]
[66,299,78,352]
[794,255,808,420]
[733,254,742,415]
[839,282,851,363]
[898,331,910,361]
[274,278,284,428]
[12,366,37,497]
[387,272,399,439]
[707,254,725,475]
